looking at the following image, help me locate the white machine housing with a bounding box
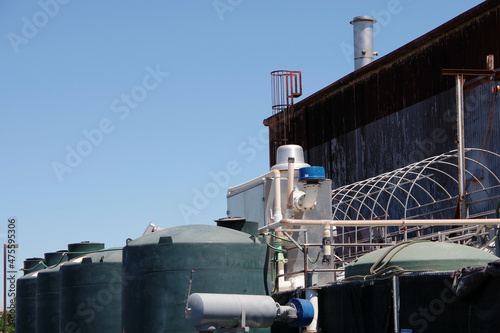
[226,145,334,289]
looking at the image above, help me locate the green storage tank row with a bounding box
[15,242,106,333]
[15,221,270,333]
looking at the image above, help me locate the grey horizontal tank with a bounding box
[35,251,68,333]
[15,258,45,333]
[121,224,269,333]
[36,241,104,333]
[59,247,122,333]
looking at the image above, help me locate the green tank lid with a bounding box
[22,257,45,275]
[345,241,499,278]
[127,224,259,246]
[67,241,105,259]
[43,251,68,267]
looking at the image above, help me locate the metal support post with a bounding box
[3,244,6,333]
[456,74,467,219]
[392,275,400,333]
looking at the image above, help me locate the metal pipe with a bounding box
[226,171,274,197]
[456,74,467,219]
[392,276,400,333]
[293,184,320,212]
[3,244,6,333]
[275,214,291,290]
[259,218,500,231]
[496,200,500,257]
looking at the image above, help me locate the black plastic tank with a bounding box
[59,248,122,333]
[15,258,45,333]
[36,242,104,333]
[35,251,68,333]
[121,224,269,332]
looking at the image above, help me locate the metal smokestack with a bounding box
[350,16,377,70]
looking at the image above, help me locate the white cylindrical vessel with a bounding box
[185,293,277,329]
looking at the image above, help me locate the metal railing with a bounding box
[262,218,500,290]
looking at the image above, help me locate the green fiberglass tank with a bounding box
[15,258,45,333]
[121,224,269,333]
[35,251,68,333]
[59,248,122,333]
[345,241,499,278]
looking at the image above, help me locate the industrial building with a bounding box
[265,0,500,225]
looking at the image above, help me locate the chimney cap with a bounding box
[350,15,376,24]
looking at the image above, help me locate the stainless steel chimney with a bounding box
[350,16,377,70]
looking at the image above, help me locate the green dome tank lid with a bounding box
[43,251,68,267]
[22,257,44,276]
[66,241,105,259]
[127,224,259,246]
[65,247,122,265]
[345,241,499,278]
[60,248,123,286]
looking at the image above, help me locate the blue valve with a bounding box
[286,298,314,327]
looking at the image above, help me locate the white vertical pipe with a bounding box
[305,289,319,332]
[273,169,283,223]
[285,157,295,219]
[275,167,291,290]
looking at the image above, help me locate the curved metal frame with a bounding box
[332,149,500,221]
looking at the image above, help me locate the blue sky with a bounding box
[1,0,485,276]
